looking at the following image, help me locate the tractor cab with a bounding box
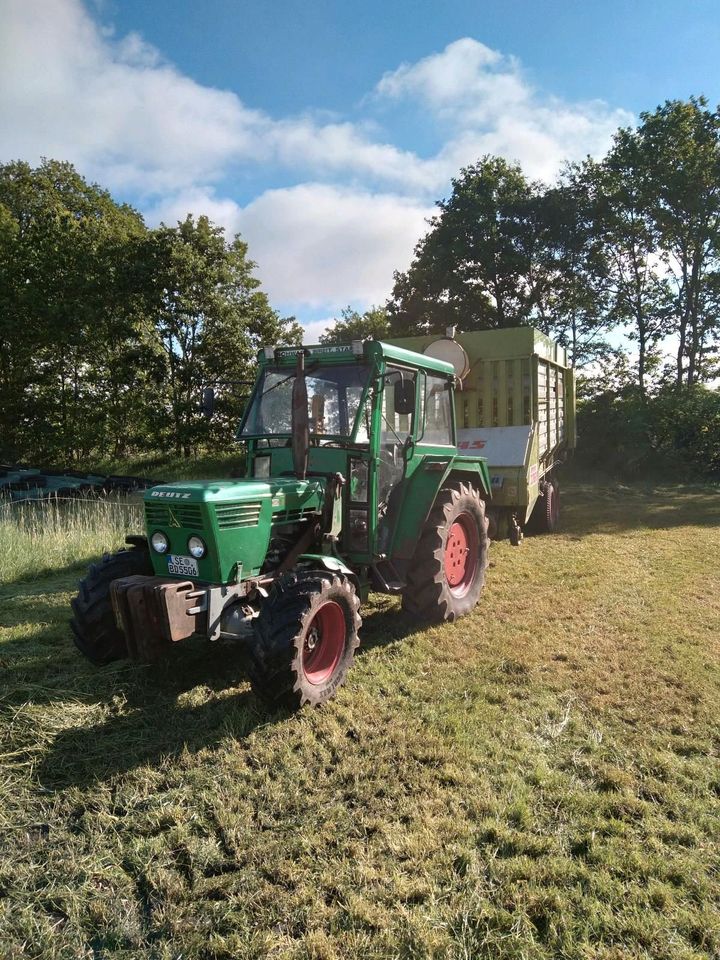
[237,340,472,565]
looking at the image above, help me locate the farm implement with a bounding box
[0,466,157,502]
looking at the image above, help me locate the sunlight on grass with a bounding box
[0,497,143,583]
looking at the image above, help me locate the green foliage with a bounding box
[0,160,298,465]
[389,157,545,335]
[578,384,720,478]
[389,99,720,396]
[146,216,300,456]
[319,305,389,344]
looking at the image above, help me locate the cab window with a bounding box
[419,374,454,445]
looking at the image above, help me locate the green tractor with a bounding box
[71,340,492,708]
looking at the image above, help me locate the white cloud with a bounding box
[375,38,633,182]
[0,0,264,193]
[236,184,433,309]
[0,4,635,313]
[299,318,335,343]
[0,0,429,195]
[146,188,244,234]
[145,183,433,314]
[377,39,522,118]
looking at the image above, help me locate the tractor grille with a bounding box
[274,506,318,526]
[144,502,204,530]
[214,502,262,530]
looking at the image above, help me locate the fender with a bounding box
[297,553,360,590]
[388,455,491,562]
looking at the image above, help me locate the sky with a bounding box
[2,0,720,341]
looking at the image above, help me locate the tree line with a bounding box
[2,98,719,473]
[320,98,720,478]
[0,160,300,465]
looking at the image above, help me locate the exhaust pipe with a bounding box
[291,351,309,480]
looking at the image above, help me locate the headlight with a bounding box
[253,456,270,477]
[151,531,169,554]
[188,535,206,559]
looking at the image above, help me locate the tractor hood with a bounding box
[143,477,325,584]
[145,476,325,506]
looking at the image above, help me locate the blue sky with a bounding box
[108,0,720,118]
[2,0,720,338]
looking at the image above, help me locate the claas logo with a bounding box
[458,439,486,450]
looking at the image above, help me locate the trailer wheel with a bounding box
[247,571,361,709]
[402,483,489,623]
[529,477,560,534]
[70,541,151,664]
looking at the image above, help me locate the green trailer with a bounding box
[389,328,576,542]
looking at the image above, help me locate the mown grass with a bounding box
[0,476,719,959]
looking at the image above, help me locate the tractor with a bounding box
[71,339,492,709]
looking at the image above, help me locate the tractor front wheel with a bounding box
[70,541,152,664]
[247,571,361,709]
[402,483,489,623]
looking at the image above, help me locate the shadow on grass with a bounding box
[559,480,720,536]
[31,603,414,791]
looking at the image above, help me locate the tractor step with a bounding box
[372,560,405,594]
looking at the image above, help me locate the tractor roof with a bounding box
[259,340,455,377]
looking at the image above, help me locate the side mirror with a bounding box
[394,376,415,416]
[201,386,215,419]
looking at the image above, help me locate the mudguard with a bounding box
[388,456,491,562]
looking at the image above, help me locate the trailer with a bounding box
[388,327,576,542]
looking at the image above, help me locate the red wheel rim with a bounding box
[302,600,346,685]
[444,513,479,597]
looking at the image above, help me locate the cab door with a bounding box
[376,366,418,552]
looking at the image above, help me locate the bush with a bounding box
[577,384,720,479]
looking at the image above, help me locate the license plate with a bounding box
[167,554,199,577]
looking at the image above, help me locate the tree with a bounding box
[0,160,299,464]
[389,157,553,335]
[534,175,612,369]
[0,159,151,463]
[147,216,300,456]
[573,147,670,396]
[633,98,720,386]
[319,306,389,345]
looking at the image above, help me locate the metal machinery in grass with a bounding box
[71,332,570,709]
[0,466,157,501]
[389,328,576,544]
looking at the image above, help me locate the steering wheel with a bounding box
[378,446,398,468]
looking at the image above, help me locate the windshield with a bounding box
[240,363,371,441]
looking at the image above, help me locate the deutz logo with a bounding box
[168,509,182,528]
[150,490,192,499]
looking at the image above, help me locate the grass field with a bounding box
[0,477,719,959]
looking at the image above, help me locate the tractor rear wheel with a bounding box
[402,483,489,623]
[70,541,152,664]
[247,571,361,709]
